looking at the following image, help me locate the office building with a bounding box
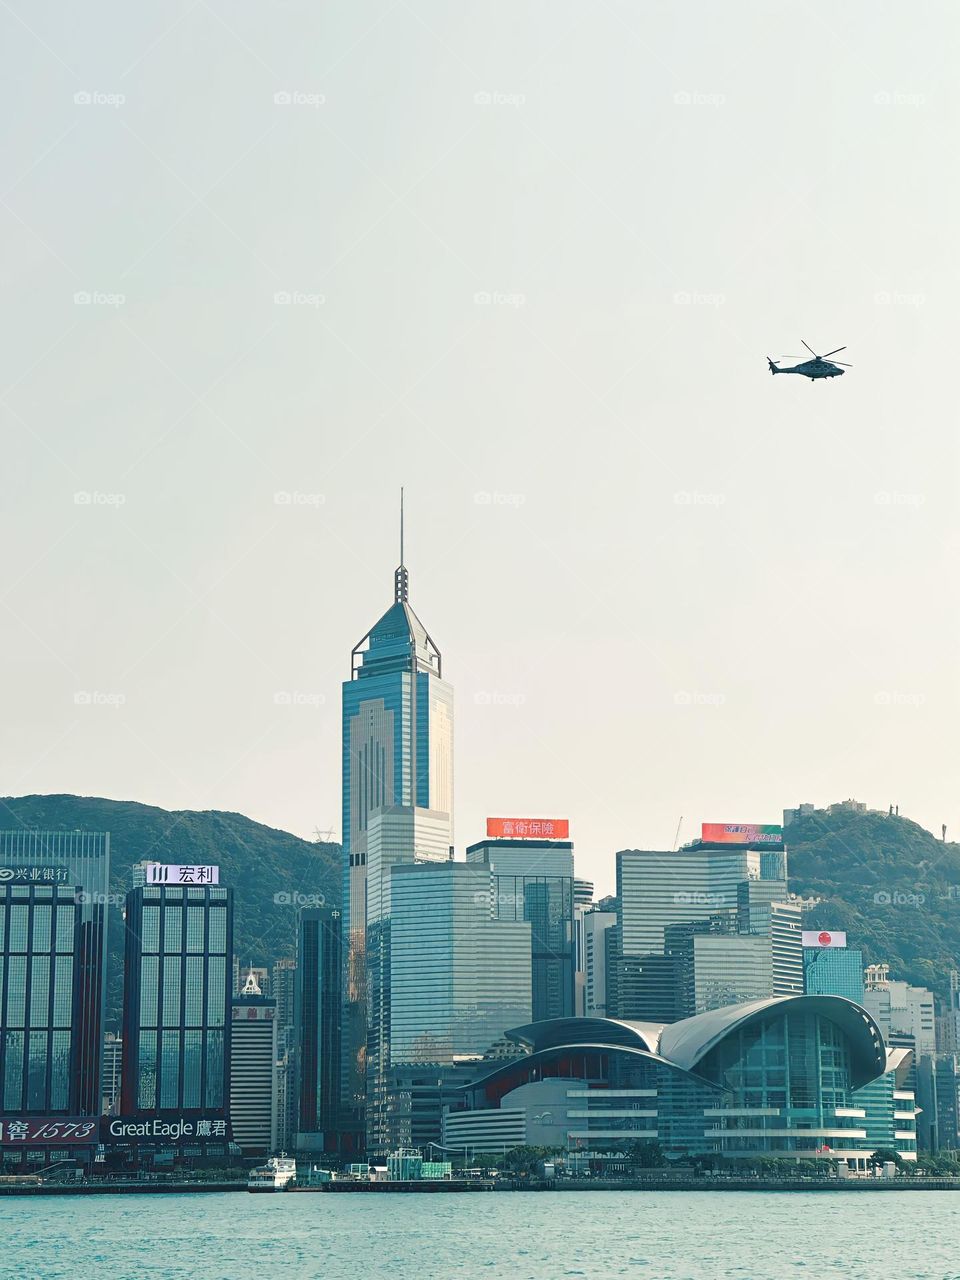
[294,906,343,1153]
[617,845,760,957]
[466,837,575,1021]
[120,881,233,1121]
[863,965,936,1058]
[917,1055,960,1151]
[664,917,772,1017]
[229,971,277,1157]
[573,879,594,1016]
[341,526,454,1129]
[367,860,531,1158]
[608,949,680,1023]
[804,944,865,1002]
[444,996,917,1167]
[102,1033,123,1114]
[272,957,297,1056]
[583,906,617,1017]
[0,831,110,1167]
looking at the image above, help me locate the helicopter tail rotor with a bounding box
[767,357,780,374]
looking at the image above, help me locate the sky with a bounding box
[1,2,957,897]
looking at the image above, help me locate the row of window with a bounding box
[0,903,76,954]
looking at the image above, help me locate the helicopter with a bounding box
[767,340,852,380]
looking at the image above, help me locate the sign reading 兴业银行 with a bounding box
[801,930,848,949]
[0,866,73,884]
[145,864,220,885]
[486,818,570,840]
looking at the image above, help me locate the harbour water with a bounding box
[4,1189,960,1280]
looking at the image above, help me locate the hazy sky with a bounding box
[2,2,956,896]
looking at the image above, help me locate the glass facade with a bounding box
[451,1002,914,1164]
[467,840,576,1022]
[121,885,232,1116]
[803,947,865,1001]
[0,830,110,1128]
[294,907,341,1141]
[0,884,76,1114]
[341,578,453,1128]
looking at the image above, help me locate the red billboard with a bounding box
[486,817,569,840]
[701,823,783,845]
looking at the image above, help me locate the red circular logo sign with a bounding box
[818,931,832,946]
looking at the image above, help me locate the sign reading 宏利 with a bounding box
[486,818,570,840]
[0,866,73,884]
[145,864,220,885]
[0,1117,98,1144]
[801,930,848,949]
[701,823,783,845]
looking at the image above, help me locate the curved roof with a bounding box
[507,1017,664,1056]
[505,996,887,1092]
[458,1043,725,1096]
[658,994,886,1089]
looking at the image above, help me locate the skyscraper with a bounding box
[294,906,343,1154]
[0,831,110,1167]
[366,859,531,1157]
[229,971,277,1157]
[465,837,575,1020]
[341,507,454,1131]
[120,882,233,1121]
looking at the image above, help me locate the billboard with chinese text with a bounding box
[145,864,220,886]
[486,818,570,840]
[701,823,782,845]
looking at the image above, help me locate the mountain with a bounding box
[786,806,960,997]
[0,794,341,1028]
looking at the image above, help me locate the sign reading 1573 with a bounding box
[0,1118,98,1143]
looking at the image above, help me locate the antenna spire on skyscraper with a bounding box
[395,486,409,603]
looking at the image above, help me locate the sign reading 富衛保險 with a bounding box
[486,818,569,839]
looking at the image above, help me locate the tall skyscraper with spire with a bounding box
[340,495,454,1140]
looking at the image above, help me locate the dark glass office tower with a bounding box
[295,907,343,1152]
[120,884,233,1117]
[0,831,110,1132]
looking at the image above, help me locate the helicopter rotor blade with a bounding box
[831,360,853,367]
[822,346,847,358]
[801,339,818,357]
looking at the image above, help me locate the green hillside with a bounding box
[786,806,960,997]
[0,794,341,1029]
